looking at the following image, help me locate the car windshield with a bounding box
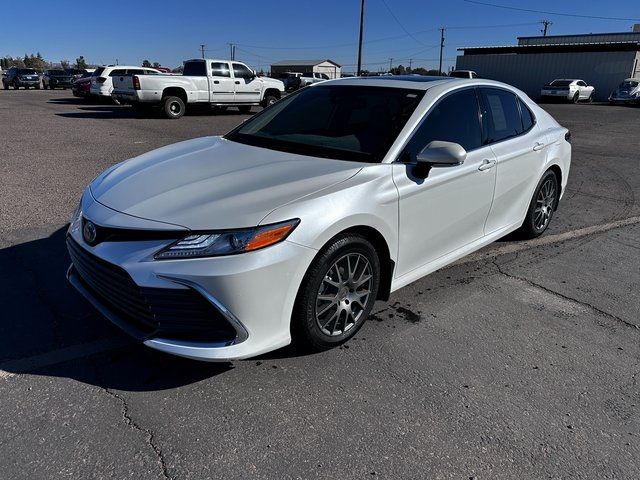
[226,85,425,163]
[49,70,66,75]
[18,69,37,75]
[550,80,572,86]
[620,80,639,88]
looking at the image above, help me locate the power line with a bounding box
[379,0,429,46]
[464,0,640,22]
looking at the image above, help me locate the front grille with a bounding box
[67,237,237,343]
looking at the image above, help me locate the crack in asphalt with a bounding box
[492,258,639,332]
[102,388,171,480]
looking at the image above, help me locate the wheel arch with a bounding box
[263,87,281,99]
[162,86,188,103]
[547,164,562,210]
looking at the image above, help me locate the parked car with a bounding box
[67,76,571,361]
[608,78,640,105]
[111,59,285,118]
[277,72,303,91]
[72,72,94,98]
[449,70,479,79]
[2,67,40,89]
[90,65,161,100]
[65,68,90,80]
[540,79,594,103]
[43,69,74,89]
[299,72,330,87]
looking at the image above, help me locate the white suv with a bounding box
[90,65,161,99]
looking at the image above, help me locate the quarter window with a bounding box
[519,98,535,132]
[480,88,523,143]
[211,62,231,77]
[402,88,482,160]
[109,69,126,77]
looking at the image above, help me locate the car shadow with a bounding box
[55,104,255,119]
[0,227,232,391]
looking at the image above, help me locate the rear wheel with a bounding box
[261,94,278,108]
[587,92,594,103]
[517,170,559,239]
[238,105,251,114]
[292,234,380,351]
[572,92,580,103]
[162,96,185,119]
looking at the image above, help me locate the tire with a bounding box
[3,81,7,90]
[43,83,48,90]
[587,92,594,103]
[261,94,277,108]
[572,92,580,103]
[517,170,559,239]
[162,96,185,119]
[292,233,380,351]
[35,84,40,90]
[238,105,251,114]
[13,82,19,90]
[24,85,29,90]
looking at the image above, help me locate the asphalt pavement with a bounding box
[0,90,638,479]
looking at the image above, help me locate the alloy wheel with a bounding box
[315,253,372,336]
[534,178,556,230]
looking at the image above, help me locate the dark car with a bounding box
[65,68,89,81]
[43,69,73,89]
[72,71,94,98]
[2,67,41,89]
[277,72,302,91]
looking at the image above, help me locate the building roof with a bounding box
[271,59,341,67]
[459,41,640,55]
[517,31,640,41]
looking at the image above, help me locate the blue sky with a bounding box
[2,0,638,72]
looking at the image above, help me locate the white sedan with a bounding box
[541,79,595,103]
[67,76,571,361]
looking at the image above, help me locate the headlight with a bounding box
[154,219,300,260]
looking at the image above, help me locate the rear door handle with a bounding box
[213,80,220,84]
[478,159,496,171]
[235,81,240,84]
[533,142,545,151]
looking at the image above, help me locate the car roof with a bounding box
[103,65,159,70]
[313,75,523,91]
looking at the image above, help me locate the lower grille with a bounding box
[67,237,237,343]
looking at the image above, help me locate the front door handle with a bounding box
[533,142,545,151]
[235,81,240,84]
[478,159,496,171]
[213,80,220,84]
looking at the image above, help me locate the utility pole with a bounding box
[541,20,552,36]
[229,43,235,61]
[409,58,413,71]
[438,27,445,75]
[389,58,393,72]
[356,0,366,76]
[200,44,206,59]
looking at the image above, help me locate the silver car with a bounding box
[609,78,640,105]
[67,76,571,361]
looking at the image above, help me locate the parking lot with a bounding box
[1,89,639,479]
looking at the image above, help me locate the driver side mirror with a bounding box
[414,141,466,178]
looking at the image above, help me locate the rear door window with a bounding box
[183,61,207,76]
[518,99,535,132]
[210,62,231,77]
[479,88,524,143]
[108,69,126,77]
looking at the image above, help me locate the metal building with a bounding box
[456,26,640,101]
[270,60,341,79]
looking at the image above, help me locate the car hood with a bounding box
[260,77,285,90]
[90,136,362,230]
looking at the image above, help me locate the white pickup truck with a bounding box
[112,59,285,119]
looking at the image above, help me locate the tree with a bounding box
[75,56,87,69]
[60,59,70,69]
[153,61,161,69]
[142,59,152,67]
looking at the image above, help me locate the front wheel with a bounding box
[517,170,559,239]
[587,92,594,103]
[292,234,380,351]
[162,96,185,119]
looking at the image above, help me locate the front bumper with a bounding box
[66,194,317,361]
[609,95,640,104]
[15,79,40,86]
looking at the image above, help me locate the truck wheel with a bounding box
[163,96,185,119]
[261,94,278,108]
[238,105,251,114]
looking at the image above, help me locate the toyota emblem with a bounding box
[83,220,97,245]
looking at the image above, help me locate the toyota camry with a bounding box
[67,76,571,361]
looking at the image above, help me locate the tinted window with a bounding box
[48,70,66,75]
[127,69,144,75]
[211,62,230,77]
[227,85,425,163]
[519,98,535,132]
[550,80,572,86]
[183,61,207,76]
[18,69,37,75]
[403,88,482,159]
[109,69,126,76]
[94,67,105,77]
[232,63,253,79]
[480,88,523,143]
